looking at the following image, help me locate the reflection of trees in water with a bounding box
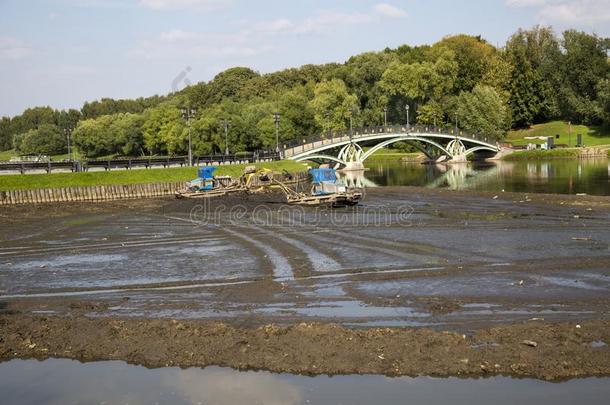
[365,159,610,195]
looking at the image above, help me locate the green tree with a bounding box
[416,102,445,126]
[0,117,12,151]
[430,35,499,93]
[141,104,185,156]
[380,55,457,104]
[310,79,360,131]
[558,30,610,124]
[596,78,610,127]
[505,26,563,127]
[13,124,66,155]
[457,85,510,141]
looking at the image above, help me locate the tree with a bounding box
[558,30,610,124]
[0,117,12,151]
[596,78,610,127]
[380,55,457,104]
[416,102,445,126]
[310,79,360,132]
[457,85,510,141]
[141,104,185,156]
[430,35,499,93]
[113,113,145,156]
[13,124,66,155]
[505,27,559,127]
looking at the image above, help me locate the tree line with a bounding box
[1,26,608,159]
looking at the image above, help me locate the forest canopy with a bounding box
[1,27,608,158]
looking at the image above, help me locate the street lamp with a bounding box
[383,107,388,127]
[273,112,281,154]
[64,128,72,161]
[349,108,356,142]
[454,112,459,144]
[405,104,410,129]
[221,119,231,155]
[181,107,197,166]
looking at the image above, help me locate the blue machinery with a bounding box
[176,166,362,207]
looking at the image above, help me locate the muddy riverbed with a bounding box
[1,187,609,380]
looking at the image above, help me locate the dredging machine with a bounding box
[175,166,243,199]
[176,165,361,207]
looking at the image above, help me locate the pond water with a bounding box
[1,359,609,405]
[355,158,610,196]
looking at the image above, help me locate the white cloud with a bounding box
[505,0,610,25]
[294,11,374,34]
[374,3,408,18]
[0,37,32,61]
[131,30,273,60]
[160,29,197,41]
[541,0,610,24]
[132,3,412,61]
[138,0,231,11]
[505,0,548,7]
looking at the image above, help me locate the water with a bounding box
[360,159,610,196]
[1,359,609,405]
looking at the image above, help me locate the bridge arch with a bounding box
[360,136,451,162]
[294,154,347,166]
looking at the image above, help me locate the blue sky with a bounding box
[1,0,609,117]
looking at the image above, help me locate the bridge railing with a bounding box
[282,125,496,157]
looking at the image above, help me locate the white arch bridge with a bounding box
[282,125,501,168]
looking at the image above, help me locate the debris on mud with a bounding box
[1,315,609,381]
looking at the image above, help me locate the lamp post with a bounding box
[383,107,388,127]
[349,108,355,142]
[273,112,280,154]
[405,104,410,129]
[64,128,72,161]
[454,112,459,146]
[181,107,197,166]
[221,119,231,155]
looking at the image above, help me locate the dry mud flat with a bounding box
[1,316,609,381]
[1,187,610,380]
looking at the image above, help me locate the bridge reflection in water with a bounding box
[338,163,504,191]
[345,159,610,196]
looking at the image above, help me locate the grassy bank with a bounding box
[362,147,424,162]
[507,121,610,147]
[0,160,308,191]
[503,148,582,161]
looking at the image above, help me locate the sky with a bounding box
[1,0,609,117]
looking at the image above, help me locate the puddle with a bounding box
[257,300,429,320]
[1,359,609,405]
[590,340,607,348]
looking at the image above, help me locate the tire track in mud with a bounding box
[0,264,450,300]
[0,235,227,258]
[220,226,294,280]
[163,213,311,281]
[243,226,342,273]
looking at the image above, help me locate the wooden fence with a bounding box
[0,182,184,205]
